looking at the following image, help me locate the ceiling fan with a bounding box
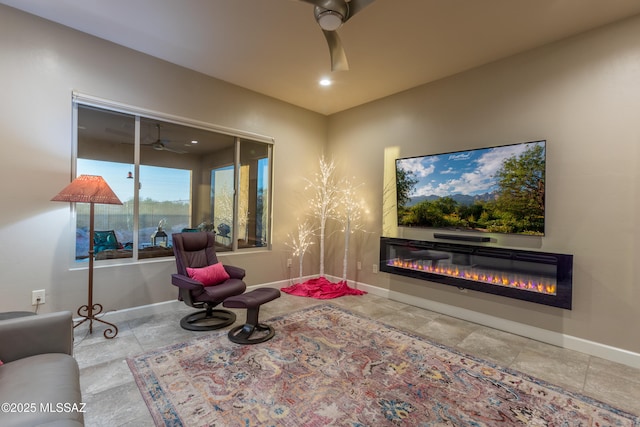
[299,0,376,71]
[145,124,187,154]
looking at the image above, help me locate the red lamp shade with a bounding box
[51,175,122,205]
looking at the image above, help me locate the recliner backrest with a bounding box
[172,232,220,275]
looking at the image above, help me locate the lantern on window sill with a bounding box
[151,227,168,247]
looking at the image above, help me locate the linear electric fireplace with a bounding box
[380,237,573,309]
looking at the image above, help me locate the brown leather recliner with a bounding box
[171,232,246,331]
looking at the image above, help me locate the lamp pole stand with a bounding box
[73,202,119,339]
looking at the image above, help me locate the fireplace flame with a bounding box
[390,258,556,295]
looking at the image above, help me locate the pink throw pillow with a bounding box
[187,262,231,287]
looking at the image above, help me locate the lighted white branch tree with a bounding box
[282,158,368,298]
[286,220,315,281]
[305,157,343,277]
[338,180,368,282]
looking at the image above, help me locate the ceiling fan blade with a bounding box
[344,0,376,21]
[162,146,187,154]
[148,141,187,154]
[323,29,349,71]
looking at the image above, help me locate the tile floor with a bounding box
[74,293,640,426]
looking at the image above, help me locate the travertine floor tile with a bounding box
[82,381,150,427]
[413,314,481,347]
[456,325,531,366]
[584,357,640,414]
[510,345,590,392]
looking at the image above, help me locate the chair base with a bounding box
[180,309,236,331]
[228,323,275,345]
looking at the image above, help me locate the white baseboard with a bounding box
[86,299,183,324]
[95,275,640,369]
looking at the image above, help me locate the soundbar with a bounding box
[433,233,490,243]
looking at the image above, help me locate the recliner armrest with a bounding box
[0,311,73,363]
[171,273,205,290]
[223,264,246,280]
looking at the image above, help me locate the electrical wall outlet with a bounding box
[287,258,292,268]
[32,289,46,306]
[372,264,378,274]
[357,261,362,270]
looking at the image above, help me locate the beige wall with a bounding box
[0,6,325,314]
[327,15,640,354]
[2,5,639,356]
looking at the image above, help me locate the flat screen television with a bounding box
[395,140,546,236]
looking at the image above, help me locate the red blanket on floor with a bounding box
[281,277,366,299]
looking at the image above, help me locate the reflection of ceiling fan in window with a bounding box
[143,124,187,154]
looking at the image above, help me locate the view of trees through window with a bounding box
[75,103,272,261]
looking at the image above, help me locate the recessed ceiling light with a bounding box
[191,140,198,144]
[319,78,332,87]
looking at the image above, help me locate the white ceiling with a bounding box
[3,0,640,115]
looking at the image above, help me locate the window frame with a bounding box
[71,92,274,263]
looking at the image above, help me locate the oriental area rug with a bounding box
[127,304,639,426]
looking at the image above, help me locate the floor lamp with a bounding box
[52,175,123,339]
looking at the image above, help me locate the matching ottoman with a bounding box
[223,287,281,344]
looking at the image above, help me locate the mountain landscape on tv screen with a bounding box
[396,140,546,236]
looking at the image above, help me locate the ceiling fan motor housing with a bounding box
[314,1,348,31]
[304,0,376,71]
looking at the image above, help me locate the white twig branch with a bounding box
[337,179,368,282]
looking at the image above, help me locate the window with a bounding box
[74,101,272,262]
[211,165,234,250]
[239,140,270,248]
